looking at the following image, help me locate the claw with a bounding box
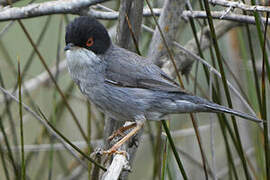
[107,129,125,141]
[102,122,144,158]
[107,122,137,141]
[102,147,127,157]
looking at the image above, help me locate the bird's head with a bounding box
[64,16,111,55]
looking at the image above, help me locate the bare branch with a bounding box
[90,9,270,25]
[102,154,130,180]
[87,8,161,19]
[0,0,108,21]
[209,0,270,13]
[116,0,143,51]
[181,10,270,25]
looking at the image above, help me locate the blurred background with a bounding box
[0,0,269,179]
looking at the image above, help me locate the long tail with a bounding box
[176,94,262,123]
[202,102,261,123]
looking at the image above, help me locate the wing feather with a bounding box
[103,45,185,93]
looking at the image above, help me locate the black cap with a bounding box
[65,16,111,54]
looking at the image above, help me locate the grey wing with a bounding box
[104,54,184,92]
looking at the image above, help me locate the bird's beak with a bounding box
[64,43,74,51]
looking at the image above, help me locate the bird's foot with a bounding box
[102,147,127,157]
[107,122,137,141]
[92,147,127,157]
[107,129,125,141]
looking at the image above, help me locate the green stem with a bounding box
[18,58,25,180]
[161,120,188,180]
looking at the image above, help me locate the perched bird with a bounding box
[65,16,261,153]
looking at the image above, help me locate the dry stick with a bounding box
[145,1,210,179]
[124,14,141,55]
[0,0,109,21]
[209,0,270,13]
[182,10,270,25]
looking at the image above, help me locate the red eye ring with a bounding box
[86,37,94,47]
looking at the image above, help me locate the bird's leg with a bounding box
[107,122,137,141]
[103,121,144,155]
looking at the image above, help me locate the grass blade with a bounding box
[18,56,25,180]
[161,120,188,180]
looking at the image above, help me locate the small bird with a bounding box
[65,16,261,153]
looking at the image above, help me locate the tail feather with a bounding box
[176,93,262,123]
[203,103,261,123]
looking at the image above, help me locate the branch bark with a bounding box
[0,0,108,21]
[181,10,270,25]
[147,0,185,66]
[209,0,270,13]
[116,0,143,51]
[102,154,130,180]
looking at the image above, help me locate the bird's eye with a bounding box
[86,37,94,47]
